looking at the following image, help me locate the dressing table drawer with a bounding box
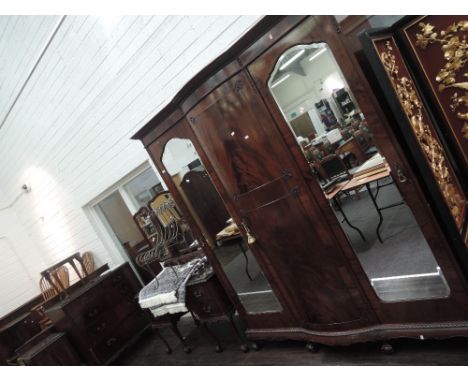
[186,275,234,320]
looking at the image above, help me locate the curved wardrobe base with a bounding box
[246,321,468,346]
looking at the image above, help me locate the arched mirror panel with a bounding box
[162,137,283,313]
[268,43,450,303]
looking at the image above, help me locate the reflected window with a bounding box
[162,138,282,313]
[269,43,450,302]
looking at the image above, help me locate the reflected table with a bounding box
[215,228,253,281]
[323,180,367,242]
[341,160,404,243]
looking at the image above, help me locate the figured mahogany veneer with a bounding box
[133,16,468,347]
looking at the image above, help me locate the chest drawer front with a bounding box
[67,294,111,329]
[86,314,120,345]
[89,311,148,364]
[186,277,234,319]
[113,300,142,322]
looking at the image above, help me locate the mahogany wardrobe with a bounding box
[132,16,468,350]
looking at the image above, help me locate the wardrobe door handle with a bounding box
[396,165,408,183]
[202,305,212,313]
[241,220,256,245]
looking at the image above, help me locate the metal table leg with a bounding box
[365,183,384,243]
[333,196,366,242]
[365,178,405,244]
[239,240,253,281]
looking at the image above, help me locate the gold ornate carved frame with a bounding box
[360,25,468,271]
[400,16,468,172]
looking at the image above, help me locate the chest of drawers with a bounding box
[45,262,150,365]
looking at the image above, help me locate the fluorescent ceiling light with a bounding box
[279,49,305,70]
[371,270,440,283]
[271,74,290,88]
[309,48,326,61]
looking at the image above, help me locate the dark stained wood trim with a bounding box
[339,15,370,36]
[247,321,468,346]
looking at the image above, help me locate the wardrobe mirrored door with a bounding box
[162,137,283,314]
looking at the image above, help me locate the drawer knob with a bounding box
[112,274,123,283]
[96,322,107,332]
[193,290,202,298]
[87,308,99,318]
[106,337,117,347]
[202,305,212,313]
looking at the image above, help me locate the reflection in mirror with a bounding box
[269,43,450,302]
[162,138,282,313]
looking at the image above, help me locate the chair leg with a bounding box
[170,319,192,353]
[153,327,172,354]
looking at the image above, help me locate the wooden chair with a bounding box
[39,266,70,300]
[149,191,183,227]
[80,252,94,276]
[133,206,159,246]
[36,266,70,329]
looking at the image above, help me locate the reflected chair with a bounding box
[318,154,361,200]
[133,206,159,246]
[319,154,351,183]
[353,129,378,158]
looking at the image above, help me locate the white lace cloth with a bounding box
[138,257,207,317]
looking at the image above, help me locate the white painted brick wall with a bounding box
[0,15,261,315]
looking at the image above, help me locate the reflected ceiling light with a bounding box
[308,48,326,61]
[279,49,305,70]
[271,74,291,88]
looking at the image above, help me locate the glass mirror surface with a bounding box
[268,43,450,302]
[124,167,164,208]
[162,138,282,313]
